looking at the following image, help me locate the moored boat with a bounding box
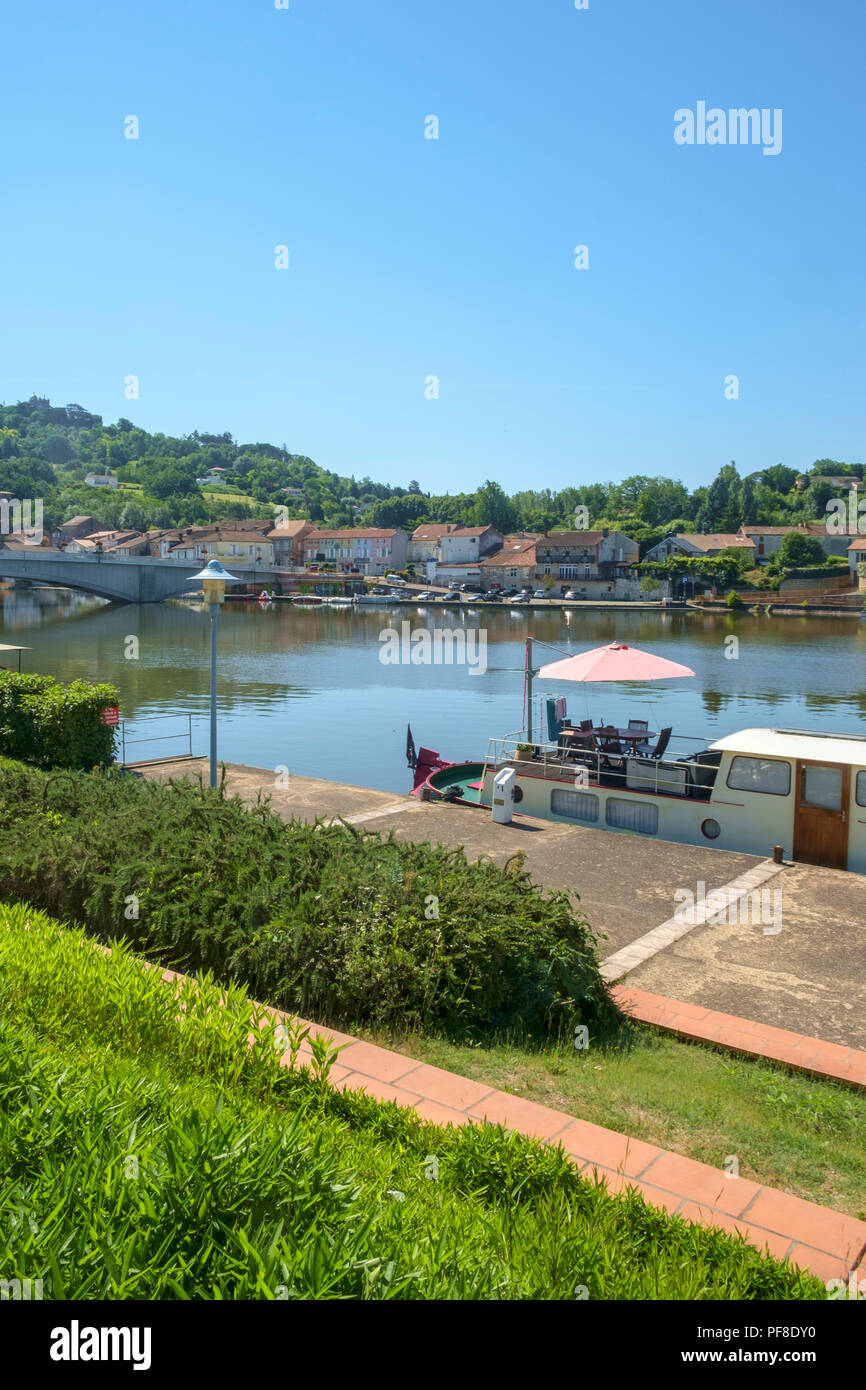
[407,639,866,873]
[413,721,866,873]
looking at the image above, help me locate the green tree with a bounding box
[471,480,516,534]
[696,462,741,533]
[776,531,825,568]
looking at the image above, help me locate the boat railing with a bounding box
[483,731,720,799]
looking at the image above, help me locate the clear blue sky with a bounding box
[1,0,863,494]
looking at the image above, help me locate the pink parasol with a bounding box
[537,642,695,683]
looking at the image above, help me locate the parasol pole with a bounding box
[525,637,533,742]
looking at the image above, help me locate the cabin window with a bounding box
[550,789,599,823]
[726,756,790,797]
[856,771,866,807]
[801,765,843,811]
[605,798,658,835]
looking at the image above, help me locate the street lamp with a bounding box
[187,559,243,788]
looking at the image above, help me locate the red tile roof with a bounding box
[677,533,755,551]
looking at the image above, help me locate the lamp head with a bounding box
[188,558,243,604]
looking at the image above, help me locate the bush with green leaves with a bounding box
[0,760,619,1040]
[0,901,827,1300]
[0,671,118,768]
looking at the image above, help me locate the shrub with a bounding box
[726,590,744,608]
[0,672,118,769]
[0,762,619,1041]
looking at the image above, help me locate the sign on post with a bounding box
[100,706,120,726]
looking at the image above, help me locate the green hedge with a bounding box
[0,761,620,1041]
[780,565,850,580]
[0,672,118,769]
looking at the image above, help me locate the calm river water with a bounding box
[2,589,865,794]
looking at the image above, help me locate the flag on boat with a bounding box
[406,723,417,768]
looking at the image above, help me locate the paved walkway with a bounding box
[152,958,866,1286]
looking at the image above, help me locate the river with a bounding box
[2,589,864,794]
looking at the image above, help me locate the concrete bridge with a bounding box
[0,550,281,603]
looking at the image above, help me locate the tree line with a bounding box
[0,396,860,554]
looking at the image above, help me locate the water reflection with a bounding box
[1,589,864,793]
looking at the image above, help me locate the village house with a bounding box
[266,519,317,567]
[437,526,503,566]
[59,515,100,543]
[479,538,537,589]
[737,523,853,563]
[178,529,275,566]
[432,561,483,590]
[737,525,804,564]
[195,467,233,486]
[105,532,150,557]
[83,472,119,489]
[643,533,756,563]
[534,530,640,593]
[795,473,861,493]
[302,527,408,576]
[63,529,148,555]
[847,537,866,578]
[407,523,458,565]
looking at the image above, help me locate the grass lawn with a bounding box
[357,1026,866,1220]
[0,902,826,1300]
[200,487,259,506]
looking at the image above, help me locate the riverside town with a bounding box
[1,0,864,1361]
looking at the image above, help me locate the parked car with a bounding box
[533,589,546,599]
[461,591,482,602]
[385,574,406,585]
[415,591,433,601]
[563,590,579,600]
[481,592,501,602]
[442,591,460,602]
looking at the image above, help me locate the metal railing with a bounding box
[119,713,194,766]
[482,730,719,799]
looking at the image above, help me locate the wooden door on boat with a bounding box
[793,760,849,870]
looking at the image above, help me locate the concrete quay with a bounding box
[134,758,866,1052]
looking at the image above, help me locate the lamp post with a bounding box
[187,559,243,788]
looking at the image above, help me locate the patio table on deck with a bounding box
[558,725,657,748]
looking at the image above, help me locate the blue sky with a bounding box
[1,0,864,493]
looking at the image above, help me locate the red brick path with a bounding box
[150,962,865,1287]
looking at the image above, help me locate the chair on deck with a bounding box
[598,730,625,779]
[627,718,650,753]
[650,726,672,760]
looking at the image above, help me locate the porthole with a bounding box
[701,818,721,840]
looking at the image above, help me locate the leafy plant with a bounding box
[0,672,118,769]
[0,761,619,1041]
